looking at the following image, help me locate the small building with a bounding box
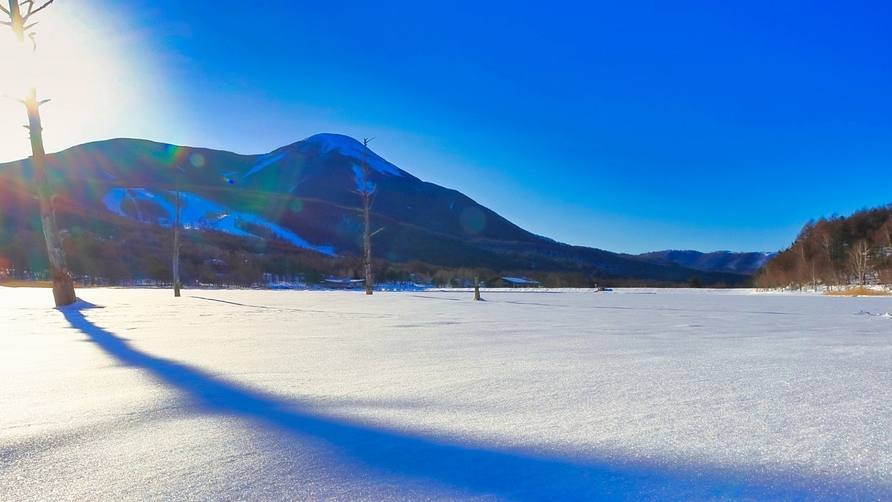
[268,282,300,290]
[495,276,541,288]
[322,278,366,289]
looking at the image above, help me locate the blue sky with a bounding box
[4,0,892,254]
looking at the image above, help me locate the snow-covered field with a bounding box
[2,287,891,501]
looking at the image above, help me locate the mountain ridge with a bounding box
[637,250,775,276]
[0,134,756,286]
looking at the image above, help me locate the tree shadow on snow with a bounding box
[61,306,888,501]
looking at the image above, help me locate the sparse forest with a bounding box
[756,204,892,290]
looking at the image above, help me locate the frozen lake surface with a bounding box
[2,287,891,500]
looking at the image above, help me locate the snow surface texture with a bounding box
[3,288,892,500]
[101,188,335,256]
[304,133,405,177]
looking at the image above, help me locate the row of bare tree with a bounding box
[756,204,892,290]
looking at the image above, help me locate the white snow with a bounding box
[177,192,336,256]
[3,288,891,500]
[101,187,128,217]
[243,151,287,179]
[304,133,405,177]
[101,188,335,256]
[352,165,376,193]
[101,188,177,224]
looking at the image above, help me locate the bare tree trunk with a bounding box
[360,139,373,295]
[5,1,71,306]
[7,1,24,42]
[877,222,892,290]
[811,262,817,292]
[849,240,869,288]
[25,87,76,306]
[820,233,838,290]
[349,137,386,295]
[363,202,372,295]
[173,186,181,297]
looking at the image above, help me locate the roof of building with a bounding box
[323,278,366,284]
[500,276,540,285]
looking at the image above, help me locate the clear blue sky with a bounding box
[7,0,892,254]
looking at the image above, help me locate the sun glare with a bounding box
[0,1,169,163]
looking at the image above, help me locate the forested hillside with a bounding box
[756,204,892,289]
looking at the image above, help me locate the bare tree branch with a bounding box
[2,93,26,104]
[2,0,53,42]
[23,0,54,20]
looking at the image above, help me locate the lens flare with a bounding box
[460,206,486,234]
[0,2,174,163]
[190,153,205,167]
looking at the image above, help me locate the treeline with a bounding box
[0,194,739,289]
[0,219,650,289]
[756,204,892,290]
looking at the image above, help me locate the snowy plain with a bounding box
[2,287,891,501]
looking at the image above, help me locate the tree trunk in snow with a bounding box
[849,240,870,288]
[359,138,374,296]
[363,182,372,295]
[5,1,73,306]
[25,87,76,306]
[173,186,181,297]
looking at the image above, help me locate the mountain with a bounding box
[0,134,751,286]
[637,250,775,276]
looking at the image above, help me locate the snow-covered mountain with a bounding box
[0,134,754,285]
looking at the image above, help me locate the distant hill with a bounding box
[0,134,751,286]
[636,250,774,276]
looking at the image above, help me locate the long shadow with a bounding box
[189,295,398,319]
[189,295,382,317]
[61,306,887,501]
[409,294,463,301]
